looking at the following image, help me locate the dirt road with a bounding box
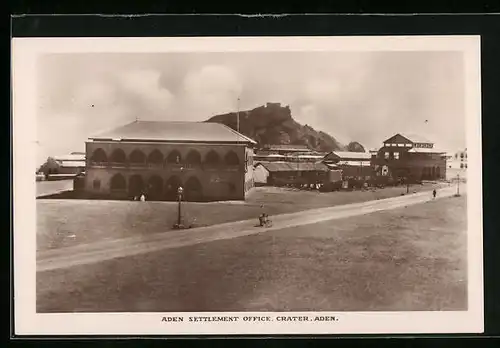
[37,185,463,272]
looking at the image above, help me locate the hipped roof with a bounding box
[90,121,257,145]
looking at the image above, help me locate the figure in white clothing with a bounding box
[140,194,146,202]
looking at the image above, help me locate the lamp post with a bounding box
[176,186,184,228]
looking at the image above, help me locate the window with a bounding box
[397,143,404,147]
[394,152,400,160]
[460,163,464,169]
[93,179,101,189]
[465,164,468,169]
[384,152,390,159]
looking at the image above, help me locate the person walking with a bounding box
[432,189,437,199]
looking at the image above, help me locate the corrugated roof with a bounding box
[53,154,86,161]
[57,160,86,168]
[408,148,446,154]
[262,144,311,151]
[338,160,372,166]
[90,121,257,145]
[399,133,433,144]
[328,151,372,160]
[257,161,328,172]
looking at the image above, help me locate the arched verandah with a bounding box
[91,148,107,163]
[147,149,164,166]
[129,174,145,197]
[146,175,163,201]
[110,173,126,191]
[224,151,240,165]
[110,149,127,165]
[129,149,146,165]
[185,176,203,201]
[164,175,182,201]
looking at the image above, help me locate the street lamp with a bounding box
[174,186,184,229]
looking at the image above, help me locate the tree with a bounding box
[346,141,366,152]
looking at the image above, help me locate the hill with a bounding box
[205,103,347,152]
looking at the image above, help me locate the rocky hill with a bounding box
[345,141,366,152]
[205,103,350,152]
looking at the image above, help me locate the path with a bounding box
[37,185,463,272]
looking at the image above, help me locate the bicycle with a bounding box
[258,215,273,228]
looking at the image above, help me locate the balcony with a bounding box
[88,161,240,172]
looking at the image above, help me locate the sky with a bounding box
[37,51,466,165]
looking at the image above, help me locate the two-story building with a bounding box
[371,133,447,181]
[84,121,256,201]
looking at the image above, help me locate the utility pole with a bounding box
[456,173,460,196]
[237,97,240,135]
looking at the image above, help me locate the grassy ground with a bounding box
[37,195,467,312]
[37,183,444,251]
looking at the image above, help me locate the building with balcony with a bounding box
[84,121,257,201]
[371,133,447,181]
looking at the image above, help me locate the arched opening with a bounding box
[110,149,127,164]
[110,173,126,191]
[431,167,436,179]
[166,150,182,164]
[146,175,163,201]
[129,175,145,197]
[224,151,240,165]
[205,150,220,165]
[436,166,441,179]
[164,176,182,201]
[186,150,202,165]
[185,176,203,201]
[147,149,163,165]
[91,148,107,163]
[129,149,146,165]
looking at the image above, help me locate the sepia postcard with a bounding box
[12,35,483,335]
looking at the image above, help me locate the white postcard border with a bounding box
[12,35,483,335]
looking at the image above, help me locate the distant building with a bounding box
[84,121,256,201]
[371,133,447,181]
[38,152,86,177]
[257,144,312,156]
[323,151,373,180]
[254,161,329,186]
[254,144,325,164]
[446,148,467,169]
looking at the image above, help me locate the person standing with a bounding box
[432,189,437,199]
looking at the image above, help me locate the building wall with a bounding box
[84,141,251,201]
[244,147,255,193]
[338,165,373,180]
[253,164,269,185]
[372,150,447,181]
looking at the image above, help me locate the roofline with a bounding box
[87,139,255,146]
[89,120,257,145]
[217,123,258,144]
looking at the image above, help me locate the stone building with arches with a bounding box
[83,121,256,201]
